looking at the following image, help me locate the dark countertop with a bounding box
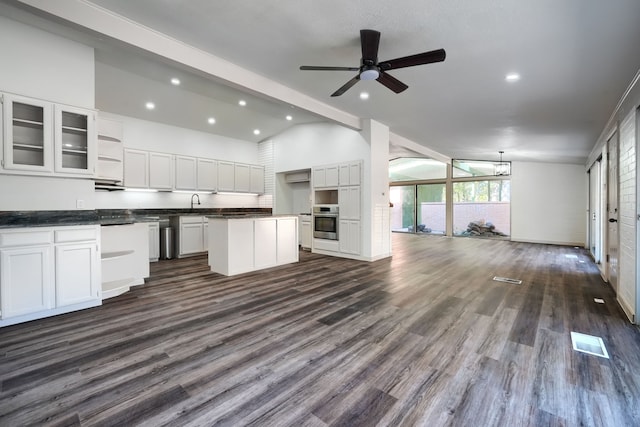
[0,208,272,229]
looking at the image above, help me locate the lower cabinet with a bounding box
[339,220,361,255]
[0,225,101,327]
[208,216,299,276]
[171,216,207,258]
[148,221,159,262]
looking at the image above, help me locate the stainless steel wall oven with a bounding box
[313,206,339,240]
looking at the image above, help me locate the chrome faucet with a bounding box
[190,193,201,209]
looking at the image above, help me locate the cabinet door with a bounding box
[349,162,361,186]
[339,187,351,219]
[234,163,251,192]
[0,246,53,318]
[197,158,218,192]
[277,217,298,264]
[339,220,360,255]
[250,165,265,194]
[325,166,339,187]
[55,243,99,306]
[54,105,96,176]
[217,161,235,192]
[339,164,350,186]
[300,220,312,249]
[148,222,159,261]
[149,152,173,190]
[2,94,53,172]
[254,219,277,268]
[349,186,361,220]
[175,155,197,190]
[180,222,204,256]
[124,149,149,188]
[203,222,208,251]
[313,167,326,188]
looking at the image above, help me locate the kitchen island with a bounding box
[207,215,298,276]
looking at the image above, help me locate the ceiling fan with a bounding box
[300,29,446,97]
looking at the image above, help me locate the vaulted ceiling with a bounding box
[7,0,640,164]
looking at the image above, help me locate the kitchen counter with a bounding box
[0,208,272,228]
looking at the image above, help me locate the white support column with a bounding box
[361,119,392,260]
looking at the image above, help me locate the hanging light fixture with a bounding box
[495,151,510,176]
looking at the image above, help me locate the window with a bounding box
[453,180,510,237]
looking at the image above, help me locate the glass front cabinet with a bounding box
[1,93,95,177]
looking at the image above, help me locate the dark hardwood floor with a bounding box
[1,233,640,426]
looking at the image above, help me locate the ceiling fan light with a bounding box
[360,66,379,81]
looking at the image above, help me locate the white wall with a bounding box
[0,14,96,211]
[0,15,94,108]
[618,109,636,319]
[272,123,370,172]
[511,161,587,246]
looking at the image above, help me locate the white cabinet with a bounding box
[0,245,53,318]
[299,215,312,249]
[250,165,265,194]
[277,217,299,264]
[313,165,339,188]
[339,186,361,220]
[55,243,99,307]
[54,104,96,176]
[254,218,277,269]
[339,220,361,255]
[340,161,361,186]
[0,225,101,327]
[218,161,235,191]
[124,150,173,190]
[148,221,159,262]
[1,93,96,177]
[234,163,251,192]
[175,155,197,190]
[149,152,173,190]
[2,93,53,173]
[197,158,217,192]
[208,216,298,276]
[96,118,123,184]
[124,149,148,188]
[171,216,207,257]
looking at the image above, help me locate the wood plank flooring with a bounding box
[1,234,640,426]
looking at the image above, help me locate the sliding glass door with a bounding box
[390,186,416,232]
[416,183,446,234]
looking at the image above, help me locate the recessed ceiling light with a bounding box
[145,102,155,110]
[253,129,260,135]
[207,117,216,124]
[505,73,520,82]
[286,115,293,121]
[170,77,180,85]
[239,100,247,106]
[360,92,370,100]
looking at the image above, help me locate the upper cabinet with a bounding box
[124,149,173,190]
[197,158,217,192]
[1,93,96,177]
[250,165,265,194]
[175,155,197,190]
[313,165,339,188]
[339,161,361,186]
[2,93,53,173]
[234,163,251,192]
[54,105,96,176]
[217,161,235,192]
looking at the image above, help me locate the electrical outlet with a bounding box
[76,199,85,209]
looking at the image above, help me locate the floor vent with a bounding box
[594,298,605,304]
[565,254,578,259]
[493,276,522,285]
[571,332,609,359]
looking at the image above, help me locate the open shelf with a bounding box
[98,155,122,162]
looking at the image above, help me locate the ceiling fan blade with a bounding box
[331,75,360,97]
[300,65,360,71]
[360,29,381,64]
[376,72,408,93]
[379,48,446,71]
